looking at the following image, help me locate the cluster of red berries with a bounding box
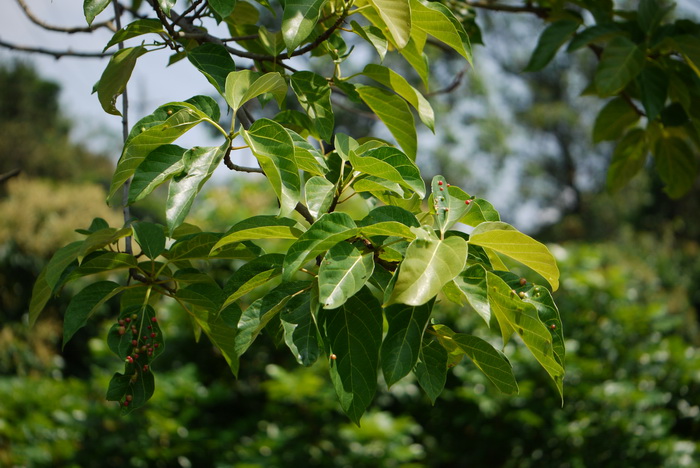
[116,314,160,407]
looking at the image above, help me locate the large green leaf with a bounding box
[674,35,700,78]
[430,176,471,236]
[132,222,166,260]
[166,144,227,233]
[386,234,468,306]
[607,128,648,192]
[525,20,580,72]
[350,146,424,197]
[653,136,698,198]
[177,283,225,314]
[84,0,111,25]
[225,70,287,113]
[44,241,83,290]
[452,264,491,325]
[66,252,138,282]
[281,290,321,366]
[63,281,122,347]
[459,198,500,226]
[592,97,640,143]
[468,222,560,291]
[413,336,448,404]
[290,71,334,141]
[351,21,388,61]
[212,216,303,252]
[486,272,564,398]
[188,43,237,96]
[357,86,417,161]
[359,221,416,240]
[77,227,132,262]
[129,145,187,204]
[638,65,668,121]
[282,0,328,51]
[594,36,645,96]
[364,0,411,49]
[28,269,52,328]
[242,119,300,217]
[191,303,242,376]
[362,64,434,131]
[305,176,335,219]
[409,0,471,63]
[287,129,329,175]
[566,23,622,51]
[222,254,285,307]
[209,0,238,18]
[95,46,147,116]
[104,19,164,51]
[381,299,434,387]
[283,212,359,280]
[319,287,382,425]
[399,34,430,89]
[318,242,375,309]
[167,232,263,260]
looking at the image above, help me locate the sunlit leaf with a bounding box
[281,290,321,366]
[188,43,237,96]
[318,242,375,309]
[357,85,417,160]
[282,0,328,51]
[212,216,303,252]
[95,46,147,116]
[291,71,334,141]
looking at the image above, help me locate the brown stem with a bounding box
[0,39,111,58]
[16,0,116,33]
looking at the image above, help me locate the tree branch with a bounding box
[427,69,466,96]
[0,39,111,58]
[16,0,116,33]
[0,168,21,185]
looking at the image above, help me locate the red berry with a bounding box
[330,354,337,360]
[465,200,471,205]
[123,400,130,407]
[154,343,160,348]
[550,324,557,330]
[131,340,138,346]
[446,184,451,187]
[118,319,125,326]
[147,325,152,330]
[519,278,527,286]
[125,317,131,323]
[150,333,156,338]
[151,317,157,323]
[143,365,149,372]
[439,187,444,191]
[118,327,126,336]
[126,356,134,364]
[125,394,133,402]
[438,181,443,186]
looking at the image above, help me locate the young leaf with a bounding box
[283,212,359,280]
[413,336,448,404]
[381,299,434,387]
[592,97,640,143]
[188,43,237,96]
[282,0,328,51]
[594,36,645,96]
[351,21,388,61]
[319,287,382,425]
[386,235,468,306]
[225,71,287,113]
[95,46,148,116]
[524,20,580,72]
[281,290,321,366]
[242,119,300,217]
[409,0,471,63]
[166,144,227,233]
[132,222,166,260]
[212,216,303,252]
[304,176,335,219]
[364,0,411,49]
[290,71,334,141]
[129,145,187,204]
[468,222,560,291]
[357,86,417,160]
[318,241,375,309]
[63,281,122,347]
[84,0,112,26]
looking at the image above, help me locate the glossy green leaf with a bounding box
[95,46,147,116]
[409,0,471,63]
[387,235,468,306]
[319,287,382,425]
[430,176,471,235]
[167,232,263,260]
[399,35,430,89]
[242,119,300,217]
[381,299,434,387]
[525,20,579,72]
[192,303,242,376]
[281,290,321,366]
[66,252,138,282]
[592,97,640,143]
[132,222,166,260]
[77,227,132,262]
[287,129,328,175]
[459,198,500,227]
[607,128,648,192]
[188,43,237,96]
[225,70,287,113]
[64,281,122,347]
[594,36,645,96]
[222,254,285,307]
[486,272,564,398]
[282,0,327,51]
[305,176,335,219]
[413,336,448,404]
[84,0,111,25]
[469,222,560,291]
[44,241,83,290]
[364,0,411,49]
[354,146,424,197]
[166,144,227,234]
[362,205,420,228]
[283,212,359,280]
[291,71,334,141]
[351,21,388,61]
[177,283,225,314]
[129,144,187,204]
[318,242,375,309]
[209,0,238,18]
[212,216,302,252]
[357,86,417,160]
[638,65,668,121]
[362,64,434,131]
[104,19,163,51]
[653,136,698,198]
[359,221,416,240]
[452,264,491,325]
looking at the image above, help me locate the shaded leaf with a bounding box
[291,71,334,141]
[638,65,668,121]
[281,290,321,366]
[607,128,648,192]
[132,222,166,260]
[594,36,645,96]
[188,43,237,96]
[653,136,698,198]
[525,20,580,71]
[64,281,122,347]
[592,97,640,143]
[95,46,147,116]
[318,242,375,309]
[212,216,303,252]
[452,264,491,325]
[222,254,285,307]
[191,303,242,376]
[413,335,448,404]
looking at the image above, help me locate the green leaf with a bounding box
[409,0,471,63]
[281,290,321,366]
[104,19,164,51]
[452,264,491,325]
[486,272,564,398]
[242,119,300,217]
[177,283,225,314]
[282,0,328,51]
[430,176,472,235]
[188,43,237,96]
[592,97,640,143]
[288,129,329,175]
[66,252,138,282]
[84,0,111,25]
[319,287,382,425]
[158,0,176,15]
[129,145,187,204]
[305,176,335,219]
[222,254,285,307]
[469,222,560,291]
[381,299,434,387]
[364,0,411,49]
[167,232,263,260]
[594,36,645,96]
[77,227,132,262]
[318,242,375,309]
[359,221,416,240]
[653,136,698,198]
[351,21,388,61]
[225,70,287,113]
[132,222,166,260]
[29,269,52,328]
[166,144,227,234]
[63,281,122,347]
[399,35,430,89]
[290,71,334,141]
[362,205,420,228]
[413,336,448,404]
[638,65,668,122]
[525,20,580,72]
[192,303,242,376]
[357,86,417,160]
[212,216,302,252]
[387,235,468,306]
[459,198,500,226]
[350,146,424,197]
[283,212,359,280]
[362,64,434,131]
[95,46,147,116]
[209,0,238,18]
[674,35,700,78]
[638,0,668,33]
[607,128,648,192]
[45,241,84,290]
[566,23,623,51]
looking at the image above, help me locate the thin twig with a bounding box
[0,39,111,58]
[16,0,116,33]
[463,0,550,17]
[427,70,466,96]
